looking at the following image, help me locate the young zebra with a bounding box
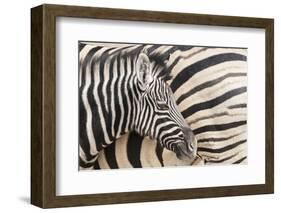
[79,42,198,169]
[84,45,248,169]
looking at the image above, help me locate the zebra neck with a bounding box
[92,55,145,152]
[101,75,142,147]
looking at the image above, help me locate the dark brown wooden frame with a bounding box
[31,4,274,208]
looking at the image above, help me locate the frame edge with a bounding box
[265,18,274,194]
[31,5,44,208]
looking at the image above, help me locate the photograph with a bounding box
[78,42,248,170]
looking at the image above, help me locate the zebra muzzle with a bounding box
[174,127,197,161]
[174,142,196,161]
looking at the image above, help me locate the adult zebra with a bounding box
[79,42,198,169]
[84,44,248,169]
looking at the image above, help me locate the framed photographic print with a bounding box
[31,4,274,208]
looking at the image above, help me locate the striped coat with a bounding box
[79,43,247,170]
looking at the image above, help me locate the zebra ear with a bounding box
[136,53,153,87]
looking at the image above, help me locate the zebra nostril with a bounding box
[175,143,189,159]
[188,142,194,151]
[181,127,196,152]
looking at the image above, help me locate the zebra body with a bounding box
[84,45,248,169]
[79,42,198,168]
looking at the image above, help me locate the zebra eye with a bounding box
[157,100,169,110]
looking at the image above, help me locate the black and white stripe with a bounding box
[88,45,248,169]
[79,42,198,169]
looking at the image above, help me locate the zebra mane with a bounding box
[96,44,174,82]
[138,47,173,82]
[148,52,173,82]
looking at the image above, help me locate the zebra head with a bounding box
[134,52,197,161]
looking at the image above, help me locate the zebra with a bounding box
[84,45,248,169]
[79,42,198,169]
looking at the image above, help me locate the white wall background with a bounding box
[0,0,279,212]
